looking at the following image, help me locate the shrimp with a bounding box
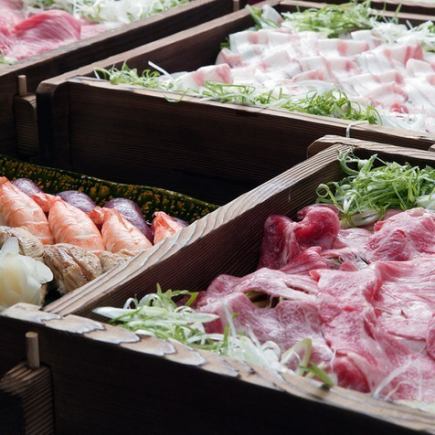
[0,177,53,244]
[33,193,104,251]
[89,207,152,254]
[152,211,187,244]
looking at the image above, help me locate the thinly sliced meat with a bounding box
[370,258,435,344]
[427,316,435,361]
[295,205,340,250]
[200,291,333,366]
[8,11,81,60]
[196,267,318,315]
[177,64,233,89]
[316,39,370,57]
[258,215,299,269]
[367,208,435,261]
[281,246,329,274]
[259,206,340,270]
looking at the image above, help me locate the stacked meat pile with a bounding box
[166,9,435,134]
[197,205,435,403]
[0,0,105,62]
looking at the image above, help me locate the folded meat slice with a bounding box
[258,205,340,270]
[258,215,299,269]
[43,243,102,293]
[197,267,318,313]
[367,208,435,261]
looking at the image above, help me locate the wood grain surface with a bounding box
[0,303,433,434]
[0,362,54,435]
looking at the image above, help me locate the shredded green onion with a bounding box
[94,285,334,387]
[95,65,379,124]
[316,150,435,226]
[280,1,379,38]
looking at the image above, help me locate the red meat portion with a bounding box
[370,258,435,345]
[199,292,333,367]
[258,205,340,270]
[295,205,340,249]
[200,208,435,402]
[8,11,81,60]
[367,208,435,261]
[258,215,300,269]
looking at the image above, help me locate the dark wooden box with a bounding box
[36,0,435,205]
[2,136,435,434]
[0,0,234,157]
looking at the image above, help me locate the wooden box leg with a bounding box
[0,332,54,434]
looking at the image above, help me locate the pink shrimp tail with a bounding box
[0,176,9,185]
[32,192,58,213]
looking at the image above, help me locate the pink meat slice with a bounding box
[196,267,318,315]
[367,208,435,261]
[321,227,372,269]
[7,11,82,60]
[258,214,300,269]
[199,291,333,366]
[295,205,340,250]
[427,316,435,361]
[258,206,340,270]
[370,258,435,345]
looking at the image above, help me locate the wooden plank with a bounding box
[37,0,435,202]
[0,0,234,156]
[0,363,54,434]
[0,312,431,434]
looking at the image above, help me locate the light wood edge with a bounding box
[0,362,54,434]
[67,77,435,145]
[43,139,435,317]
[308,135,435,157]
[3,302,435,433]
[0,0,232,80]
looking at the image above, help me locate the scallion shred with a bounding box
[316,150,435,226]
[94,285,335,387]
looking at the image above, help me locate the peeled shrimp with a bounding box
[89,207,152,254]
[0,177,53,244]
[152,211,186,244]
[33,193,104,251]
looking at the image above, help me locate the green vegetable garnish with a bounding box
[281,1,378,38]
[96,65,379,124]
[316,150,435,226]
[94,286,335,386]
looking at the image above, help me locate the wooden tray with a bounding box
[2,136,435,433]
[0,154,215,375]
[36,0,435,204]
[0,0,234,157]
